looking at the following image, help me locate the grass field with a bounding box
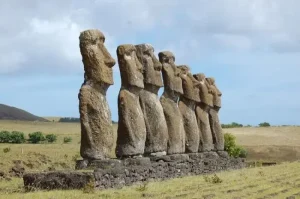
[1,161,300,198]
[0,120,300,198]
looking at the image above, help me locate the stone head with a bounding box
[193,73,206,82]
[158,51,183,95]
[177,65,200,102]
[117,44,144,89]
[79,29,116,85]
[177,65,190,76]
[193,73,213,106]
[206,77,221,107]
[135,44,163,88]
[158,51,176,66]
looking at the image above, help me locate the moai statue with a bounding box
[178,65,200,153]
[193,73,214,152]
[135,44,168,156]
[206,77,224,151]
[159,51,185,154]
[78,29,116,160]
[116,44,147,158]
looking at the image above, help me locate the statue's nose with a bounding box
[105,58,116,68]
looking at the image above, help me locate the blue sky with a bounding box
[1,0,300,125]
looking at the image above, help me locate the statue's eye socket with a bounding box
[143,51,151,56]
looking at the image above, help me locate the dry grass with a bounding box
[0,121,300,174]
[228,126,300,162]
[1,162,300,199]
[1,121,300,198]
[43,117,62,122]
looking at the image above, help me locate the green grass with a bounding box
[1,162,300,199]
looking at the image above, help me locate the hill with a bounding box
[0,104,48,122]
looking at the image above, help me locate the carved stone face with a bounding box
[79,29,116,85]
[193,73,213,106]
[206,77,222,107]
[135,44,163,88]
[177,65,200,102]
[117,44,144,89]
[158,51,183,95]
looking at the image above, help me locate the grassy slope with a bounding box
[0,104,48,122]
[1,162,300,199]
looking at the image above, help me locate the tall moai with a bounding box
[78,29,116,160]
[135,44,168,156]
[116,44,147,158]
[159,51,185,154]
[193,73,214,152]
[178,65,201,153]
[206,77,224,151]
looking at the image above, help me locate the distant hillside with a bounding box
[0,104,48,122]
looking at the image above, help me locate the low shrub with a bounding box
[259,122,271,127]
[222,122,243,128]
[203,174,223,184]
[28,131,45,144]
[224,133,247,158]
[63,137,72,143]
[45,134,57,143]
[10,131,25,143]
[3,147,11,153]
[0,131,11,143]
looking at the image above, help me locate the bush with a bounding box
[259,122,271,127]
[221,122,243,128]
[28,131,45,144]
[63,137,72,143]
[224,133,247,158]
[10,131,25,143]
[3,147,11,153]
[0,131,11,143]
[45,134,57,143]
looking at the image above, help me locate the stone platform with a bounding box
[23,151,245,190]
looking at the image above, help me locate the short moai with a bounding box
[193,73,214,152]
[78,29,116,160]
[159,51,185,154]
[116,44,147,158]
[178,65,200,153]
[206,77,224,151]
[135,44,168,156]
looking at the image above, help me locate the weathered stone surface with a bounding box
[159,51,183,95]
[123,157,151,167]
[25,154,245,191]
[117,44,144,88]
[89,159,123,170]
[177,65,200,102]
[159,51,185,155]
[135,44,168,155]
[116,44,146,158]
[75,159,89,170]
[208,77,222,108]
[179,98,199,153]
[207,78,224,151]
[178,65,200,153]
[160,96,185,154]
[194,73,214,152]
[195,103,214,152]
[23,172,93,191]
[209,107,225,151]
[79,29,115,160]
[135,44,163,87]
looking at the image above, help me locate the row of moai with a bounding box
[78,29,224,160]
